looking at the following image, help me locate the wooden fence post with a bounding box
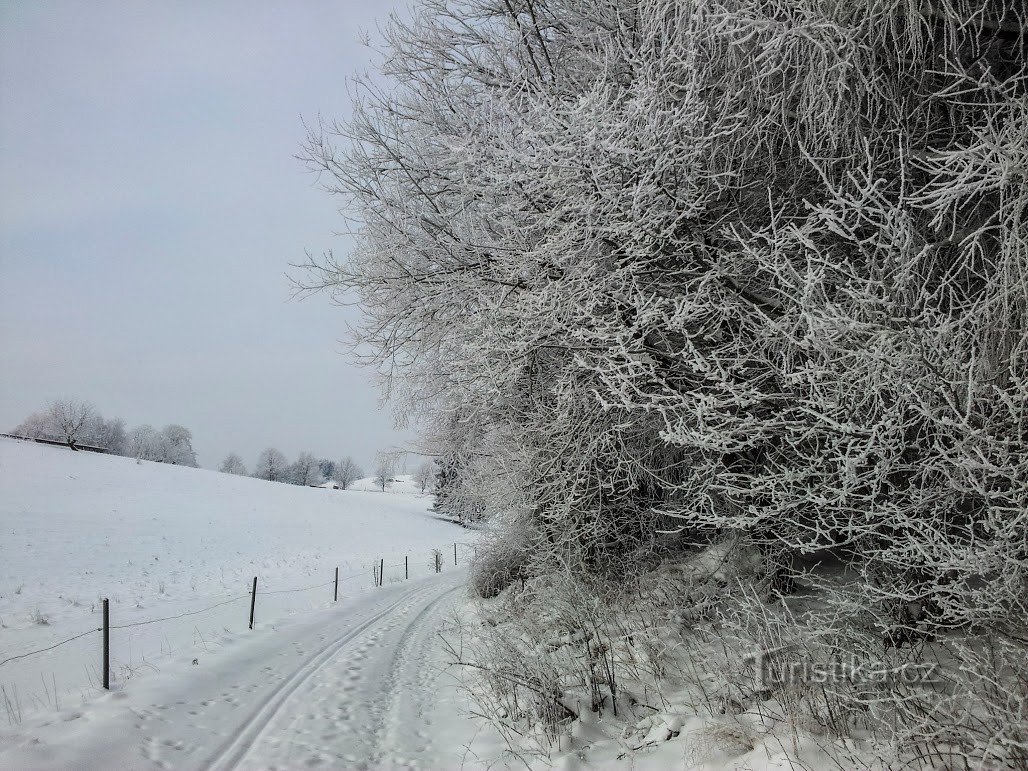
[102,598,110,690]
[334,567,339,601]
[379,558,384,586]
[454,542,458,565]
[249,576,257,629]
[405,555,408,580]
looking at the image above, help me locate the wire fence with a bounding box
[0,628,102,668]
[109,594,252,630]
[0,540,476,706]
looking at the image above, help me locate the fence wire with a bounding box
[109,594,251,630]
[1,542,467,670]
[0,628,101,668]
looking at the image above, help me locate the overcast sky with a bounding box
[0,1,418,470]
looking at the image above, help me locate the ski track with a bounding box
[208,580,460,770]
[0,574,473,771]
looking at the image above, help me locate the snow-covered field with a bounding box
[0,437,474,729]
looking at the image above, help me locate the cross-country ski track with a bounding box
[0,573,491,770]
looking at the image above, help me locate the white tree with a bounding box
[12,410,57,441]
[128,424,163,461]
[414,461,434,494]
[318,458,336,481]
[91,416,128,456]
[253,447,288,482]
[43,399,98,450]
[333,456,363,489]
[289,451,323,486]
[160,424,197,467]
[373,453,395,492]
[220,453,247,475]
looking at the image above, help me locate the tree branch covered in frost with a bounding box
[300,0,1026,633]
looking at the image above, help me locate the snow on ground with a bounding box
[349,475,422,495]
[0,437,475,730]
[0,572,504,770]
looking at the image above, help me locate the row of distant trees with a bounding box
[218,449,365,489]
[12,400,437,494]
[221,448,435,494]
[12,399,198,466]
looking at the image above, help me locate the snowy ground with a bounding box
[1,572,502,770]
[0,438,475,733]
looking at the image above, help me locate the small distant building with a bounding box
[316,480,340,489]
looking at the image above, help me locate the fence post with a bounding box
[454,542,458,566]
[379,558,384,587]
[405,555,408,580]
[334,567,339,601]
[102,598,110,690]
[249,576,257,629]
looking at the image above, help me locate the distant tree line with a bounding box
[223,448,436,494]
[219,448,365,490]
[12,398,198,466]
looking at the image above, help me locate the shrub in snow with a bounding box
[300,0,1028,763]
[29,608,49,626]
[219,453,247,475]
[470,529,534,599]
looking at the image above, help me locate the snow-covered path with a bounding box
[0,574,485,770]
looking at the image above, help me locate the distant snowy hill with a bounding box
[0,437,471,721]
[349,473,424,494]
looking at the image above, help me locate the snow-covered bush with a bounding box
[302,0,1026,617]
[470,526,537,599]
[303,0,1027,762]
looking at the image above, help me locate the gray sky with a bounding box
[0,1,416,470]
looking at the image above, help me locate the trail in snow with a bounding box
[0,574,490,771]
[0,438,476,717]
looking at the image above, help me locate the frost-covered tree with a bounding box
[428,414,488,524]
[46,399,99,450]
[333,456,363,490]
[289,451,323,486]
[160,424,198,467]
[318,458,336,481]
[373,453,394,492]
[128,424,163,461]
[15,399,104,450]
[253,447,288,482]
[300,0,1027,635]
[13,411,57,441]
[91,416,128,456]
[220,453,247,475]
[414,461,434,494]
